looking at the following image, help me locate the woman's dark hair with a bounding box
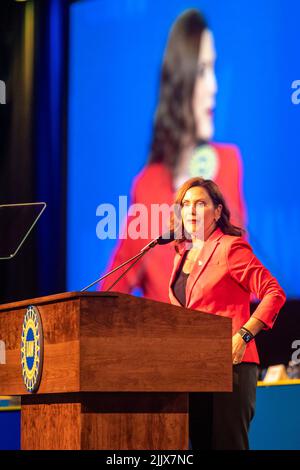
[170,177,244,252]
[149,9,208,169]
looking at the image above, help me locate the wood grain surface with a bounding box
[0,291,232,449]
[0,291,232,395]
[21,392,188,450]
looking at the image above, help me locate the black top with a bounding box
[172,251,189,307]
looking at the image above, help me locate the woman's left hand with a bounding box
[232,333,247,365]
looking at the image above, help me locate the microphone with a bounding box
[80,230,176,293]
[140,230,176,251]
[157,230,176,245]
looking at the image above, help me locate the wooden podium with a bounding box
[0,292,232,449]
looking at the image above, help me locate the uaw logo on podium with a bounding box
[21,306,44,393]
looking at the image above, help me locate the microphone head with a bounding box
[157,230,176,245]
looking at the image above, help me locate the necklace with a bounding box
[186,248,200,262]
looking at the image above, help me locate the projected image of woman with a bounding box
[100,9,246,301]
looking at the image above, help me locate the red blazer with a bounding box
[169,228,286,364]
[100,143,246,302]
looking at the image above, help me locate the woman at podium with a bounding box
[169,176,285,450]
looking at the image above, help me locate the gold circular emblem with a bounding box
[21,306,44,393]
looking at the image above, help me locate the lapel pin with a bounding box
[198,260,203,266]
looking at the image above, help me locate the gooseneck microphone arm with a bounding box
[102,245,152,293]
[80,231,175,293]
[80,249,146,293]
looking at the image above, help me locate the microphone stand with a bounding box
[80,237,161,293]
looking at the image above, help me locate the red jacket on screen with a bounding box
[100,143,246,302]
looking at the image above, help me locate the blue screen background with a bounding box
[67,0,300,298]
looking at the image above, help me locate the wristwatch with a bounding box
[238,327,254,344]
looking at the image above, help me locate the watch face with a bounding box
[238,329,253,343]
[244,333,251,343]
